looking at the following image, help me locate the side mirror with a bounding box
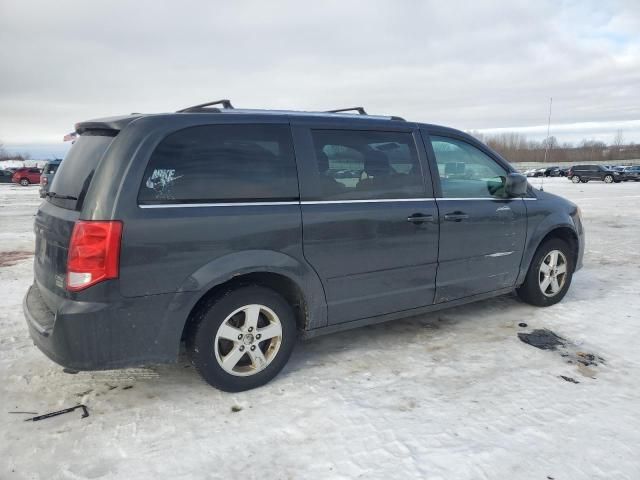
[505,172,528,197]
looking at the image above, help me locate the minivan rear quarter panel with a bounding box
[87,114,328,330]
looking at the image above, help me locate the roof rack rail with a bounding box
[326,107,368,115]
[177,99,234,113]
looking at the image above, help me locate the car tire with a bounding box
[186,285,297,392]
[571,176,580,183]
[19,178,29,186]
[516,238,574,307]
[604,175,614,183]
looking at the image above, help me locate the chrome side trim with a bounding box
[435,197,537,201]
[139,201,299,208]
[485,251,514,258]
[138,197,537,208]
[302,198,436,205]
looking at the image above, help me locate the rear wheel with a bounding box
[604,174,613,183]
[571,176,580,183]
[517,238,573,307]
[187,285,297,392]
[19,178,29,186]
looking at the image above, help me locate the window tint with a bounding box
[430,136,508,199]
[309,130,423,200]
[48,133,115,210]
[44,163,59,174]
[139,124,298,204]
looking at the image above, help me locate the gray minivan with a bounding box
[24,101,584,391]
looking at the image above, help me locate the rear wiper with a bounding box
[46,192,78,200]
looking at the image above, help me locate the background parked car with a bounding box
[39,159,62,197]
[0,169,15,183]
[525,168,544,177]
[567,164,623,184]
[11,167,42,186]
[621,165,640,182]
[544,166,561,177]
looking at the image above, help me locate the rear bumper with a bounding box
[23,282,190,371]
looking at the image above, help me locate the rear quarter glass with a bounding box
[48,132,116,210]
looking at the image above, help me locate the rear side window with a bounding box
[309,130,423,200]
[48,132,116,210]
[139,124,298,204]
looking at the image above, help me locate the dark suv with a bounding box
[567,164,622,183]
[23,101,584,391]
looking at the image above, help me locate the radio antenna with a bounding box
[540,97,553,191]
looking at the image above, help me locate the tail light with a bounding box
[67,221,123,291]
[41,176,47,185]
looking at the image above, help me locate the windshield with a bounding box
[48,132,116,210]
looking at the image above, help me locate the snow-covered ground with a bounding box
[1,179,640,479]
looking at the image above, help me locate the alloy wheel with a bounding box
[213,304,283,376]
[538,250,568,297]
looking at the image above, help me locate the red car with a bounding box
[12,167,42,186]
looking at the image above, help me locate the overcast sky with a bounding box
[1,0,639,157]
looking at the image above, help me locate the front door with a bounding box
[425,133,527,303]
[294,125,439,325]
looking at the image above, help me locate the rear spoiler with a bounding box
[75,114,142,135]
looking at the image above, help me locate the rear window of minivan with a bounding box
[47,131,116,210]
[138,124,298,204]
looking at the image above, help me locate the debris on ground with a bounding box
[518,322,528,328]
[575,351,605,367]
[559,376,580,384]
[231,405,243,413]
[518,329,565,350]
[24,405,89,422]
[518,329,606,377]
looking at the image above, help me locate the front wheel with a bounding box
[604,175,613,183]
[19,178,29,186]
[187,285,297,392]
[571,176,581,183]
[517,238,574,307]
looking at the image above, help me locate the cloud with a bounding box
[1,0,639,146]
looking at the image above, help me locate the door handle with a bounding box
[443,212,469,222]
[407,213,435,224]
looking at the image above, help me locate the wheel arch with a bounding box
[538,227,579,269]
[176,250,327,343]
[518,220,580,285]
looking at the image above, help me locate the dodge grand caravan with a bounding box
[24,100,584,391]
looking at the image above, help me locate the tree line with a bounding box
[0,141,31,161]
[469,130,640,163]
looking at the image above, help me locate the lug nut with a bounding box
[239,346,245,351]
[237,334,243,340]
[256,334,261,340]
[248,327,254,332]
[250,345,256,351]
